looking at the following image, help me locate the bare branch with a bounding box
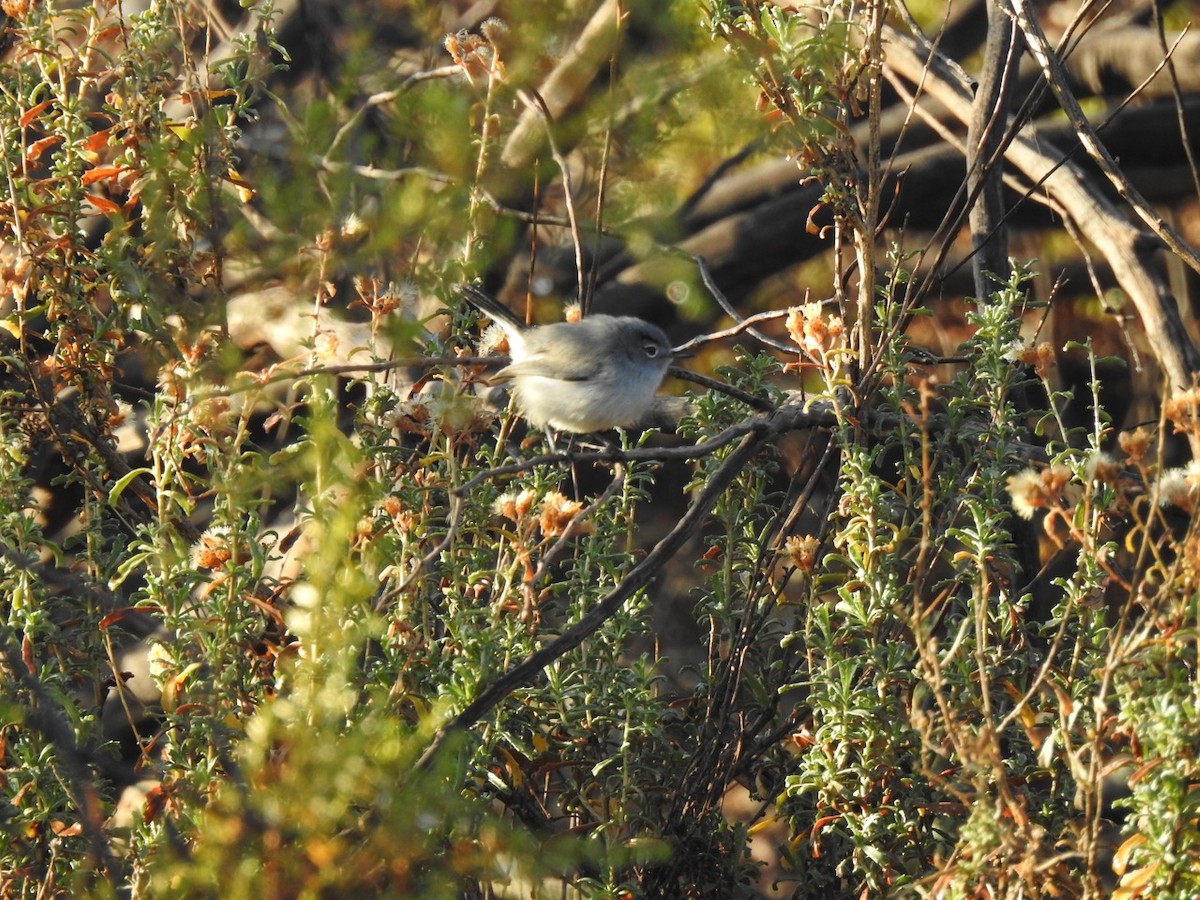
[500,0,624,172]
[885,27,1200,403]
[966,2,1022,297]
[1005,0,1200,281]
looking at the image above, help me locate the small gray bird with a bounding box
[461,286,675,433]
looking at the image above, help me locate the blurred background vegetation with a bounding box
[5,0,1200,897]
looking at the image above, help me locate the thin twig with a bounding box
[322,66,461,163]
[586,2,623,312]
[669,367,776,412]
[517,88,587,303]
[884,25,1200,399]
[449,420,763,497]
[373,495,465,613]
[528,463,626,585]
[1005,0,1200,279]
[691,255,798,354]
[670,309,796,359]
[1151,16,1200,199]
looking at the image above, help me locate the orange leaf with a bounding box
[180,89,237,104]
[84,193,122,215]
[806,203,824,235]
[83,128,114,153]
[89,25,123,45]
[163,662,203,713]
[808,814,841,858]
[81,165,129,186]
[141,784,167,823]
[1112,833,1148,876]
[19,99,54,128]
[25,135,61,162]
[99,606,157,630]
[496,745,524,788]
[21,633,34,674]
[1114,860,1160,899]
[223,167,255,202]
[1127,757,1165,786]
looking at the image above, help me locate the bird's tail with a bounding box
[459,285,525,331]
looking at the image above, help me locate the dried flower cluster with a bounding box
[190,527,250,571]
[1004,340,1057,379]
[493,488,537,523]
[786,302,845,361]
[1153,461,1200,513]
[445,20,507,83]
[785,534,821,573]
[1118,427,1151,464]
[494,489,593,539]
[1006,435,1200,526]
[1006,464,1077,520]
[388,382,491,438]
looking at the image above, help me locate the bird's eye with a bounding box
[644,343,660,358]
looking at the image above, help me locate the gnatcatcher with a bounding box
[460,285,676,433]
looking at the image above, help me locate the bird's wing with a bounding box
[492,353,592,383]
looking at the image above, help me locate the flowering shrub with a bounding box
[3,2,1200,898]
